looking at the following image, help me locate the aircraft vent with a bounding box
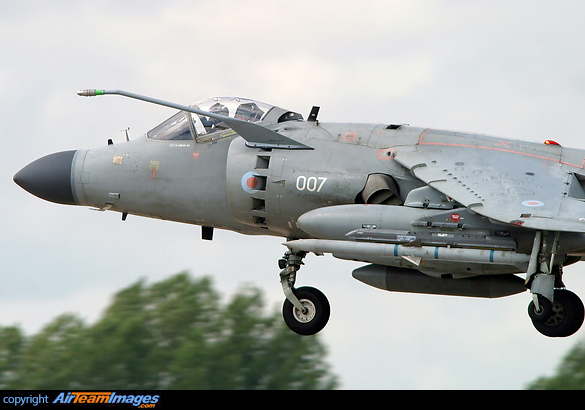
[568,173,585,200]
[359,174,402,205]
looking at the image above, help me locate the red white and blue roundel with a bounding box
[241,171,262,194]
[522,200,545,207]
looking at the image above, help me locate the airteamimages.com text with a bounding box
[2,391,161,407]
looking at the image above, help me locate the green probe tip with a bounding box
[77,89,105,97]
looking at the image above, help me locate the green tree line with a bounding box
[0,272,338,390]
[527,340,585,389]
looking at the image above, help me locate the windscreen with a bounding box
[147,111,192,140]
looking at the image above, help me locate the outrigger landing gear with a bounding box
[526,231,584,337]
[279,250,330,335]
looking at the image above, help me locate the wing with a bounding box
[78,89,312,150]
[394,129,585,232]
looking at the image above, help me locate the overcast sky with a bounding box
[4,1,585,389]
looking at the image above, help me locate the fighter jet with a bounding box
[13,89,585,337]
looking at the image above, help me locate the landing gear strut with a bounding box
[526,231,584,337]
[279,250,330,335]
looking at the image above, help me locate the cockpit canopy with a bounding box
[147,97,303,141]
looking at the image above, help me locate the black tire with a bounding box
[528,294,553,323]
[531,289,584,337]
[282,286,330,336]
[564,290,585,337]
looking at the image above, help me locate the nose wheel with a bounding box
[282,286,330,336]
[279,250,330,335]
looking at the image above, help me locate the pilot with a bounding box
[235,102,264,122]
[202,102,229,131]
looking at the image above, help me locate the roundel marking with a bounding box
[242,171,261,193]
[522,200,544,207]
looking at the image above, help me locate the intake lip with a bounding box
[14,150,79,205]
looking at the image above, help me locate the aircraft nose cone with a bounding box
[13,150,79,205]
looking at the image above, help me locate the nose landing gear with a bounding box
[279,250,330,335]
[282,286,330,336]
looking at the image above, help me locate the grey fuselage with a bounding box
[15,98,585,279]
[73,121,421,237]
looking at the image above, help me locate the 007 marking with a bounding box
[296,176,327,192]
